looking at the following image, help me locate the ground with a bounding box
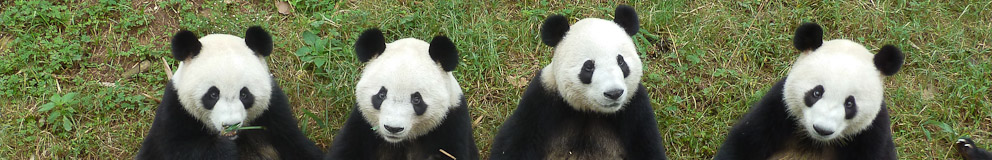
[0,0,989,159]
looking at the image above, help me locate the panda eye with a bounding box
[583,62,595,72]
[209,92,219,99]
[411,92,427,115]
[617,55,630,77]
[844,96,857,119]
[411,95,422,105]
[803,85,825,107]
[240,92,247,99]
[372,87,388,110]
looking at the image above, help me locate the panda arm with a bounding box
[617,84,667,159]
[714,79,792,160]
[325,105,379,160]
[252,85,323,159]
[489,73,556,160]
[137,83,239,160]
[835,103,897,160]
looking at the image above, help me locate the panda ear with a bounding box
[429,36,459,72]
[874,45,904,76]
[613,5,639,36]
[541,15,570,47]
[171,30,201,61]
[793,22,823,51]
[244,26,273,57]
[355,28,386,62]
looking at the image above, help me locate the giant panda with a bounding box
[489,5,667,160]
[957,137,992,160]
[714,22,904,160]
[324,28,479,160]
[137,26,323,159]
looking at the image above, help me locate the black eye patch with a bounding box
[240,87,254,109]
[617,55,630,78]
[202,86,220,110]
[372,87,387,110]
[411,92,427,115]
[579,60,595,84]
[844,96,857,119]
[804,85,824,107]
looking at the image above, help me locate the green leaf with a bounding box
[62,92,78,102]
[62,116,72,131]
[50,94,63,104]
[302,31,318,45]
[46,111,61,124]
[295,47,312,57]
[39,103,56,112]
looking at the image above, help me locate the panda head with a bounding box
[783,23,904,143]
[352,29,462,143]
[539,5,642,113]
[170,26,275,139]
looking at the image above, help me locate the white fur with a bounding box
[540,18,643,113]
[355,38,462,143]
[172,34,273,134]
[784,39,885,142]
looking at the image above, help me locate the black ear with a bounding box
[355,28,386,62]
[874,45,904,76]
[793,22,823,51]
[244,26,273,57]
[171,30,201,61]
[614,5,639,36]
[541,15,570,47]
[429,36,459,72]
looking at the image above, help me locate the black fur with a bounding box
[245,26,273,57]
[793,23,823,51]
[355,28,387,62]
[540,15,570,47]
[874,45,904,76]
[714,79,897,160]
[136,82,322,160]
[613,5,639,36]
[170,30,201,61]
[957,137,992,160]
[429,36,459,72]
[489,72,667,160]
[325,97,480,160]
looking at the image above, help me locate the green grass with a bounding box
[1,0,990,159]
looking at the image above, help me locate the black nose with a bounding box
[813,126,834,136]
[383,125,404,133]
[604,89,624,100]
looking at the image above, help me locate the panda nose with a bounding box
[603,89,624,100]
[383,125,404,133]
[813,126,834,136]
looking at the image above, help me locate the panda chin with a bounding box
[220,131,240,140]
[381,134,405,143]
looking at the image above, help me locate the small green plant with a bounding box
[38,92,80,132]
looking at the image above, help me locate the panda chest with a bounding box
[375,141,446,160]
[545,119,625,160]
[237,132,280,160]
[769,136,836,160]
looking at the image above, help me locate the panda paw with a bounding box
[957,137,992,160]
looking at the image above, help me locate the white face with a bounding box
[355,38,462,143]
[541,18,643,113]
[784,40,885,142]
[172,34,273,138]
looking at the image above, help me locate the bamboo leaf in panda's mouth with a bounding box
[222,123,266,136]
